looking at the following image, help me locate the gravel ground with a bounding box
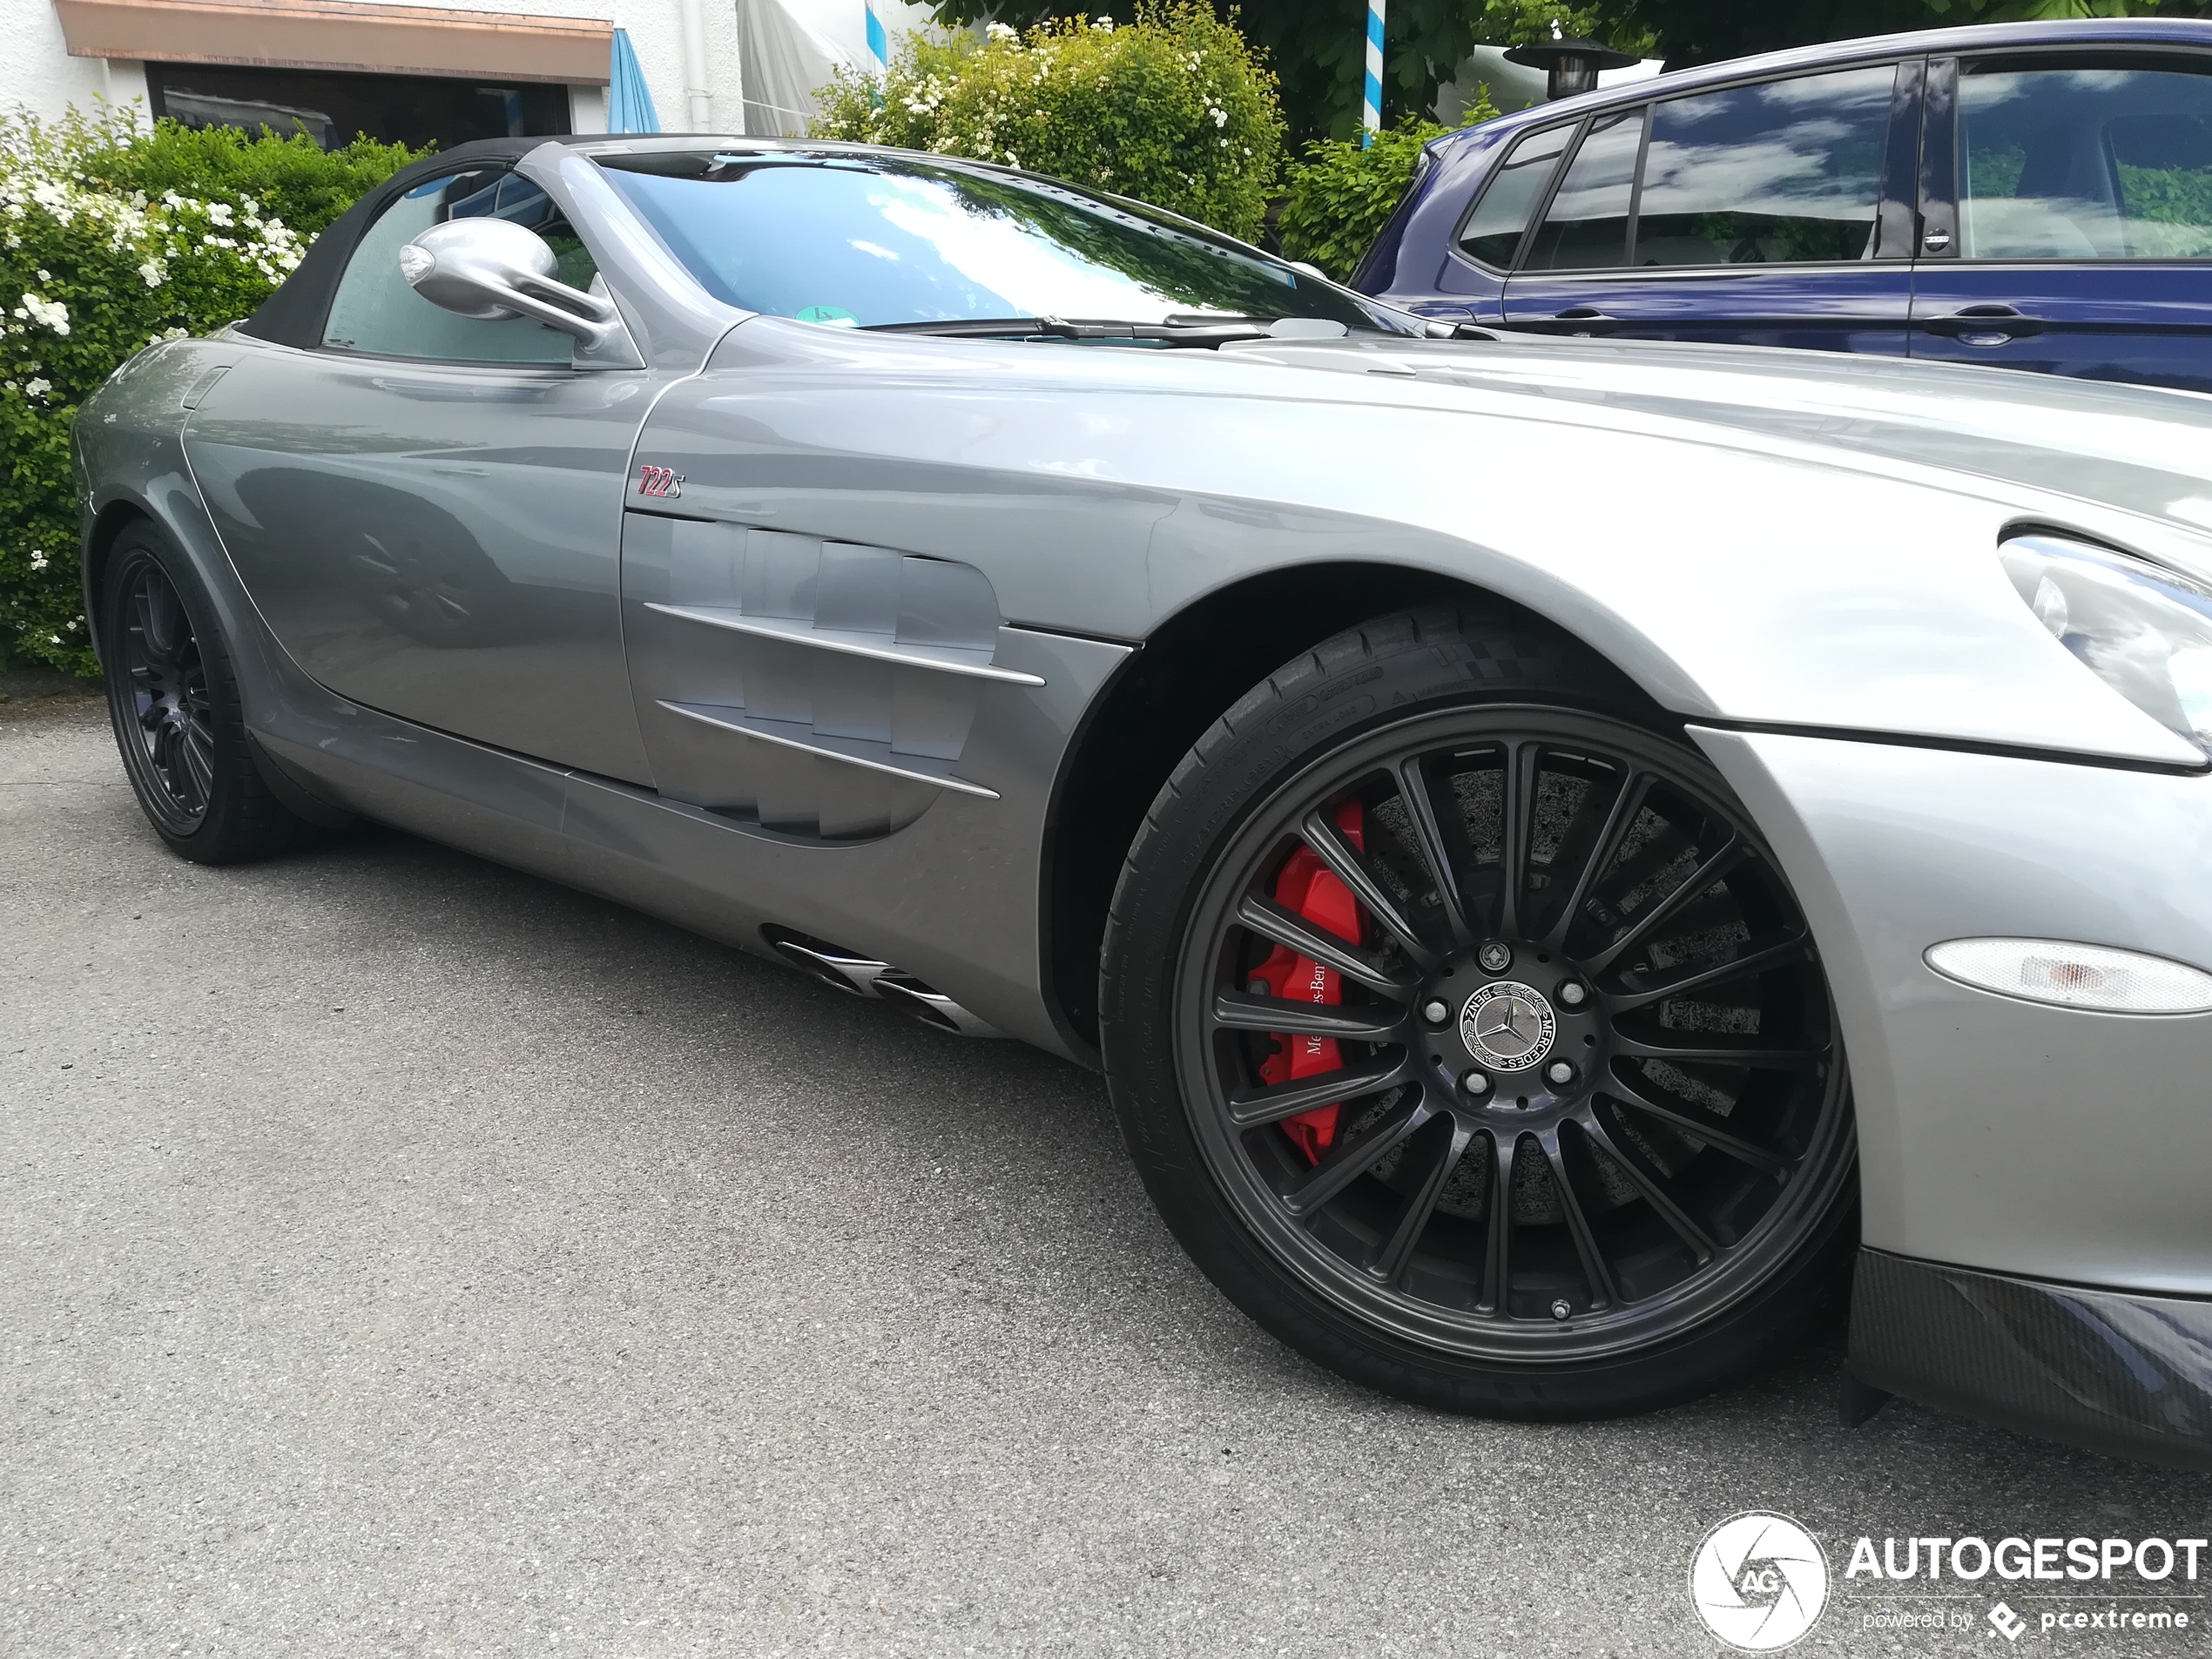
[5,699,2207,1658]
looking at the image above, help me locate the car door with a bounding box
[1500,61,1919,353]
[185,164,658,784]
[1910,51,2212,394]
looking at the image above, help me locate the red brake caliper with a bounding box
[1251,800,1366,1164]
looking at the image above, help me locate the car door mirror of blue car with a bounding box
[400,218,644,370]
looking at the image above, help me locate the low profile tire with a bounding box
[1101,607,1856,1418]
[98,521,307,864]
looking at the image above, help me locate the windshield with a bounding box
[594,150,1407,334]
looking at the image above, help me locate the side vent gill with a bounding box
[621,517,1031,840]
[764,927,1006,1038]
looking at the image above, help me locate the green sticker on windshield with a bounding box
[795,306,859,327]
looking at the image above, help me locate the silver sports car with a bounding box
[75,136,2212,1469]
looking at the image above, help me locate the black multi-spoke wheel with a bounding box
[1103,609,1855,1417]
[100,523,307,863]
[114,553,216,826]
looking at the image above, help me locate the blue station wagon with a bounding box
[1355,19,2212,394]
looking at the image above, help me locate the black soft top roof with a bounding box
[237,136,608,351]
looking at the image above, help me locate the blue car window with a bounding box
[1960,61,2212,260]
[1521,111,1642,272]
[1457,124,1574,269]
[1635,66,1894,266]
[594,152,1393,331]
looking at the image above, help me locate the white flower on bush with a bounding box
[3,136,305,318]
[985,21,1016,42]
[24,376,50,398]
[15,293,69,334]
[28,550,48,571]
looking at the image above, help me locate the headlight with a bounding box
[2001,533,2212,754]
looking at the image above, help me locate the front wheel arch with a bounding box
[1040,563,1657,1061]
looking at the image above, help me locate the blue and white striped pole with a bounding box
[1362,0,1385,147]
[865,0,888,80]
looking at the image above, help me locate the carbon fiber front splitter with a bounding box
[1850,1249,2212,1471]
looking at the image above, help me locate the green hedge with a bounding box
[1,106,416,674]
[1276,101,1497,282]
[811,4,1286,242]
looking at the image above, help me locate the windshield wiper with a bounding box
[864,314,1280,347]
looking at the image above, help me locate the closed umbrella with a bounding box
[608,28,661,134]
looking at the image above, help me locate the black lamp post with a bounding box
[1503,34,1641,102]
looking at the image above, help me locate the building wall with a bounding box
[3,0,940,136]
[3,0,145,120]
[571,0,741,132]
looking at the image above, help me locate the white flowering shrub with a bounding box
[1,105,415,674]
[811,4,1284,242]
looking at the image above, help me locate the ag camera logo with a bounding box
[1690,1512,1831,1651]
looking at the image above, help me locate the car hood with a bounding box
[1219,332,2212,577]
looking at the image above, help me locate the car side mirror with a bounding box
[399,218,643,368]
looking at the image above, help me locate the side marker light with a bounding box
[1925,937,2212,1015]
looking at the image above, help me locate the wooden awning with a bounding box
[54,0,614,84]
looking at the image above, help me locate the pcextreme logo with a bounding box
[1689,1511,1832,1651]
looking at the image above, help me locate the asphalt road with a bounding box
[5,696,2208,1658]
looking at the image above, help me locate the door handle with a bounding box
[1923,304,2046,344]
[1551,307,1619,334]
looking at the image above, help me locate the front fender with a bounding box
[688,319,2208,771]
[1128,368,2208,772]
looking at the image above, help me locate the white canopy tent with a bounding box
[738,0,936,137]
[1439,44,1666,122]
